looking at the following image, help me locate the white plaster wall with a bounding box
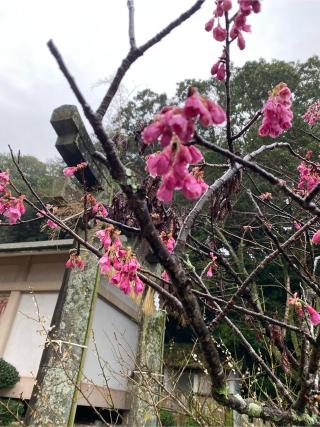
[3,291,139,392]
[83,298,139,391]
[3,292,58,377]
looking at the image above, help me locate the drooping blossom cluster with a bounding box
[0,171,26,224]
[205,0,261,80]
[97,225,144,295]
[297,160,320,195]
[63,162,88,177]
[289,293,320,326]
[86,193,108,217]
[143,87,226,203]
[206,252,218,277]
[302,100,320,126]
[258,83,293,138]
[37,206,59,229]
[160,231,176,253]
[65,250,85,270]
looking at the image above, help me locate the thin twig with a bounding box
[224,11,233,154]
[127,0,137,49]
[95,215,140,233]
[231,111,262,141]
[96,0,206,118]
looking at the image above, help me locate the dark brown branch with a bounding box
[293,329,320,412]
[305,182,320,204]
[0,217,42,226]
[224,11,233,154]
[95,215,140,233]
[231,111,262,141]
[223,314,294,404]
[9,145,47,212]
[194,290,315,343]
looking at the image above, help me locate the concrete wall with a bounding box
[83,297,139,390]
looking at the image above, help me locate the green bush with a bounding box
[184,416,200,427]
[0,359,19,389]
[0,399,24,426]
[160,409,176,426]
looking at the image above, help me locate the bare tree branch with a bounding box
[231,111,262,141]
[96,0,206,119]
[127,0,137,49]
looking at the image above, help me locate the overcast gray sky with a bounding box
[0,0,319,161]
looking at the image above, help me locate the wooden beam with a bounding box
[0,377,131,410]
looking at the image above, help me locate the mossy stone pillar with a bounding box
[26,105,109,426]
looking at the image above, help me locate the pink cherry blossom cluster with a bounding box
[258,83,293,138]
[86,193,108,217]
[289,293,320,326]
[143,87,226,203]
[65,251,85,270]
[63,162,88,177]
[37,208,59,229]
[206,252,218,277]
[312,230,320,245]
[297,161,320,194]
[205,0,261,80]
[0,171,26,224]
[302,100,320,126]
[0,172,10,192]
[97,225,144,295]
[160,231,176,253]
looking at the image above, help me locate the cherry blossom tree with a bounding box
[2,0,320,424]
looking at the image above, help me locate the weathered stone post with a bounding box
[127,309,166,426]
[127,255,166,427]
[25,106,110,426]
